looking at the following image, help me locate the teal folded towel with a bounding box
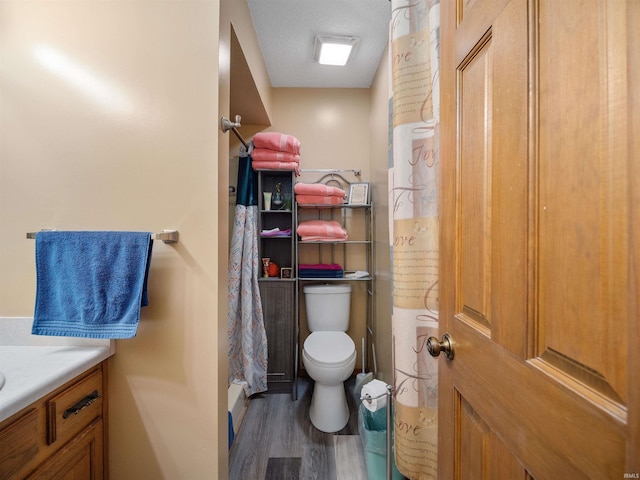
[32,231,153,339]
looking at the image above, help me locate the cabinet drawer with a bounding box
[0,408,41,479]
[47,368,103,446]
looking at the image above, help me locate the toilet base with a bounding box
[309,382,349,433]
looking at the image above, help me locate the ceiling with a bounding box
[246,0,392,89]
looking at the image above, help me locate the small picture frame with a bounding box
[348,182,369,205]
[280,267,293,279]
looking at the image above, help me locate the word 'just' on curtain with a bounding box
[389,0,440,478]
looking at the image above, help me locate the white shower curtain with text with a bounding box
[389,0,440,478]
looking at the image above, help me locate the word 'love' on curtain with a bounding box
[389,0,440,478]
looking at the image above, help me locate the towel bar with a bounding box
[26,230,179,244]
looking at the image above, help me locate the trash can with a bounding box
[358,403,404,480]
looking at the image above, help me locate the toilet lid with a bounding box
[304,332,355,365]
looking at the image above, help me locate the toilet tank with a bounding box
[303,284,351,332]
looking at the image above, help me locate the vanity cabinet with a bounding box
[0,362,108,479]
[257,170,297,395]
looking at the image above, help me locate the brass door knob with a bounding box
[427,333,454,360]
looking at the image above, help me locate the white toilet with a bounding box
[302,284,356,433]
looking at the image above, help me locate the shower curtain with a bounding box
[228,152,268,396]
[389,0,440,478]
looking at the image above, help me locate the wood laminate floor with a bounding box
[229,376,368,480]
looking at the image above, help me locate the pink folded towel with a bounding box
[253,132,301,155]
[297,220,347,241]
[294,183,346,197]
[299,235,348,242]
[295,195,345,206]
[251,161,301,176]
[252,148,300,163]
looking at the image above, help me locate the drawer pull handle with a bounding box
[63,390,101,419]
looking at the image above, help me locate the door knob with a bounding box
[427,333,454,360]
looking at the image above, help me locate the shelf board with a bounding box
[297,278,372,282]
[258,277,297,282]
[297,276,372,281]
[296,203,371,209]
[298,240,371,245]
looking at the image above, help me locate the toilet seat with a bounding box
[304,332,355,366]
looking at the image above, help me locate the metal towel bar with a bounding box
[26,229,179,244]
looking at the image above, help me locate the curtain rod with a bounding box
[300,168,361,176]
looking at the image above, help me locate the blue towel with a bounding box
[32,231,153,339]
[298,269,344,278]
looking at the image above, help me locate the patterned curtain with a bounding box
[389,0,440,478]
[228,153,268,396]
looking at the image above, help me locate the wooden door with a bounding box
[439,0,639,478]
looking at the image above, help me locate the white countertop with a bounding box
[0,345,112,423]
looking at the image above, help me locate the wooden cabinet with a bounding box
[257,170,296,273]
[0,362,108,479]
[30,418,103,480]
[259,281,296,393]
[257,170,297,395]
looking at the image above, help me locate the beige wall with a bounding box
[228,81,394,381]
[1,0,392,477]
[266,83,394,381]
[368,42,394,384]
[266,88,373,367]
[219,1,275,475]
[268,88,371,175]
[0,2,224,478]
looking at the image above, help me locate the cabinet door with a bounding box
[259,281,295,389]
[29,418,104,480]
[0,408,41,479]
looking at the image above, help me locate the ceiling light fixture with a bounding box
[313,35,359,66]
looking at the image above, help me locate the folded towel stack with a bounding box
[251,132,301,175]
[298,263,344,279]
[294,182,346,206]
[297,220,347,242]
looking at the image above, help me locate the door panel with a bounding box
[440,0,638,478]
[459,31,492,334]
[535,0,628,414]
[457,393,528,479]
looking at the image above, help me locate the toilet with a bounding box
[302,284,356,433]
